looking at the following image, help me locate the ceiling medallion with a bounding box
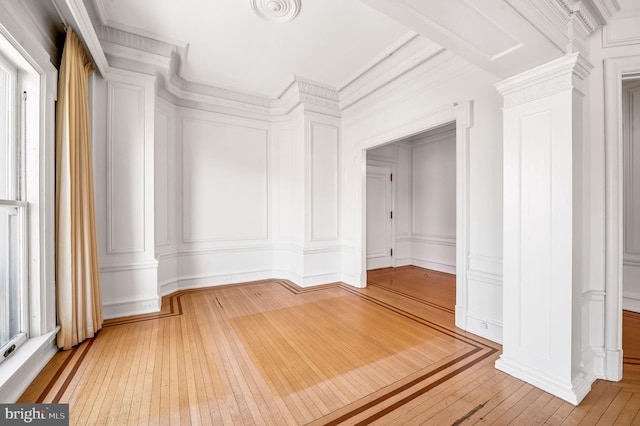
[250,0,301,23]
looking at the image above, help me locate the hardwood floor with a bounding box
[18,266,640,424]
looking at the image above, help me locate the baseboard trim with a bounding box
[0,327,60,402]
[605,348,623,381]
[464,311,503,344]
[103,296,161,319]
[410,259,456,274]
[495,355,594,405]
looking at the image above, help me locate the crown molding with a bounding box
[52,0,109,75]
[339,35,445,110]
[496,52,593,108]
[84,17,449,120]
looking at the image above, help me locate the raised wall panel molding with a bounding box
[603,20,640,48]
[181,117,269,243]
[624,258,640,267]
[106,81,147,254]
[498,50,594,404]
[176,245,273,256]
[468,253,503,276]
[411,234,456,247]
[100,261,159,273]
[308,120,340,242]
[496,52,593,108]
[155,106,171,248]
[466,269,503,287]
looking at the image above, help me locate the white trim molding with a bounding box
[603,55,640,382]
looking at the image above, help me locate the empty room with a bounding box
[2,0,640,424]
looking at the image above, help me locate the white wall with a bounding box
[170,107,273,293]
[410,127,456,273]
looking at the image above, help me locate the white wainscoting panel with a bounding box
[309,121,339,241]
[411,131,456,238]
[155,106,170,247]
[519,110,553,360]
[182,118,268,242]
[107,81,146,254]
[396,143,412,238]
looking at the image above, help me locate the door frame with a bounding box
[604,56,640,381]
[360,101,473,331]
[365,164,393,269]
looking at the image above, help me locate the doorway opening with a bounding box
[365,123,456,274]
[604,57,640,381]
[359,100,473,333]
[621,78,640,381]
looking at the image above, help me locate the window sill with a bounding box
[0,326,60,402]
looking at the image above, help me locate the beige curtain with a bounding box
[55,27,103,350]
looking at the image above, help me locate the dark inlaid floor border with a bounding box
[37,278,499,424]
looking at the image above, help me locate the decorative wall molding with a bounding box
[87,21,446,119]
[309,120,340,242]
[181,116,269,243]
[467,269,503,287]
[98,25,176,57]
[623,290,640,313]
[250,0,301,23]
[339,35,445,110]
[176,245,273,256]
[410,258,455,275]
[603,55,640,382]
[103,295,161,319]
[106,81,147,254]
[464,310,503,344]
[603,21,640,48]
[100,261,159,273]
[496,52,593,108]
[52,0,109,75]
[411,234,456,247]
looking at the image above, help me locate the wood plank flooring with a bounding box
[17,266,640,424]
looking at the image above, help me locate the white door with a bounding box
[366,165,393,269]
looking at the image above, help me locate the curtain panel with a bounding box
[55,27,102,350]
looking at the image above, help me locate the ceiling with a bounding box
[94,0,411,98]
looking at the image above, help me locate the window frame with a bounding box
[0,49,29,366]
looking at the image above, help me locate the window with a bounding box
[0,52,27,365]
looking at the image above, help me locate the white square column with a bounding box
[495,53,593,405]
